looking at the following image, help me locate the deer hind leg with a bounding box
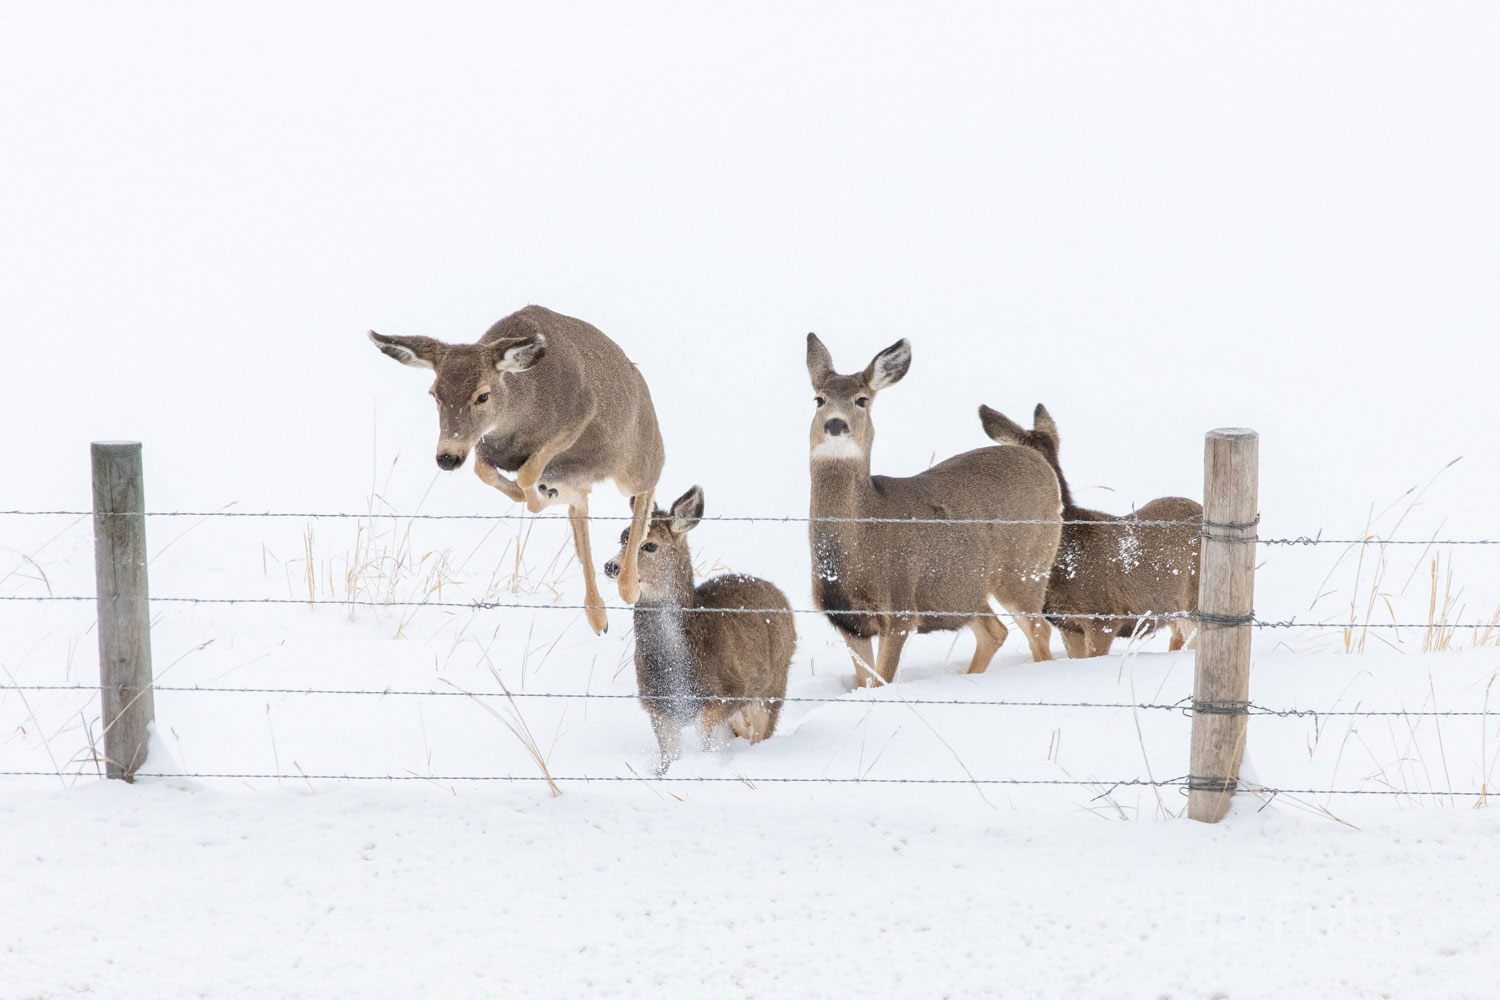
[1060,626,1088,659]
[875,629,909,685]
[730,701,773,744]
[966,615,1007,674]
[1169,619,1197,651]
[615,489,655,604]
[844,634,877,688]
[566,493,608,635]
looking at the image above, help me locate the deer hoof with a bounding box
[584,604,609,635]
[617,574,641,605]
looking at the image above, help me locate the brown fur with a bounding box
[806,335,1062,686]
[979,403,1201,658]
[368,305,665,633]
[604,486,796,774]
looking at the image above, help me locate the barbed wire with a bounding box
[6,683,1494,719]
[0,683,1189,710]
[1,593,1495,631]
[8,508,1499,547]
[0,594,1196,621]
[0,769,1486,797]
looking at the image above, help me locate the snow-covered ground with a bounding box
[4,2,1500,997]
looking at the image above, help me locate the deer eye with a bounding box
[814,396,826,407]
[474,392,490,405]
[642,542,658,553]
[855,397,869,408]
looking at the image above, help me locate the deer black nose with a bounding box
[436,452,465,471]
[824,418,850,437]
[603,560,621,580]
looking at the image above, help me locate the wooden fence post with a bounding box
[92,441,155,781]
[1188,428,1259,823]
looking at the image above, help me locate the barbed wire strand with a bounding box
[0,593,1493,630]
[0,509,1202,526]
[7,508,1499,546]
[0,769,1485,796]
[4,684,1493,718]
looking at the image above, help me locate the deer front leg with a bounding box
[843,634,877,688]
[650,711,684,775]
[875,629,909,684]
[566,492,608,635]
[473,457,525,503]
[516,417,592,513]
[615,489,655,604]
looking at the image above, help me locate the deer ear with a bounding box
[806,333,835,385]
[368,330,443,370]
[1032,404,1059,448]
[668,485,705,536]
[978,405,1026,446]
[865,339,910,392]
[493,333,547,373]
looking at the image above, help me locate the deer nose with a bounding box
[436,452,465,471]
[603,559,621,580]
[824,418,850,437]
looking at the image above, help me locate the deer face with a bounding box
[805,334,910,463]
[368,329,546,471]
[604,485,703,603]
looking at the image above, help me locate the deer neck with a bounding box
[810,457,875,521]
[809,458,876,585]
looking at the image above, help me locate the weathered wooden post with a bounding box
[1188,428,1258,823]
[92,441,155,781]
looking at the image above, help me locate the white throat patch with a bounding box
[811,436,865,461]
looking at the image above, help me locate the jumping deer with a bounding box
[805,335,1062,686]
[978,403,1201,658]
[368,305,664,634]
[604,485,796,774]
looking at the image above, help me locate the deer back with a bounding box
[476,306,665,489]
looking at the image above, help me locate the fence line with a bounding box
[5,508,1497,548]
[4,683,1493,719]
[0,593,1493,632]
[0,769,1485,798]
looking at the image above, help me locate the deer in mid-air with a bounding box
[805,334,1063,686]
[368,305,664,634]
[604,485,796,774]
[978,403,1201,657]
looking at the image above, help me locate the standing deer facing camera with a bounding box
[806,335,1063,686]
[978,403,1201,657]
[604,485,796,774]
[368,305,664,634]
